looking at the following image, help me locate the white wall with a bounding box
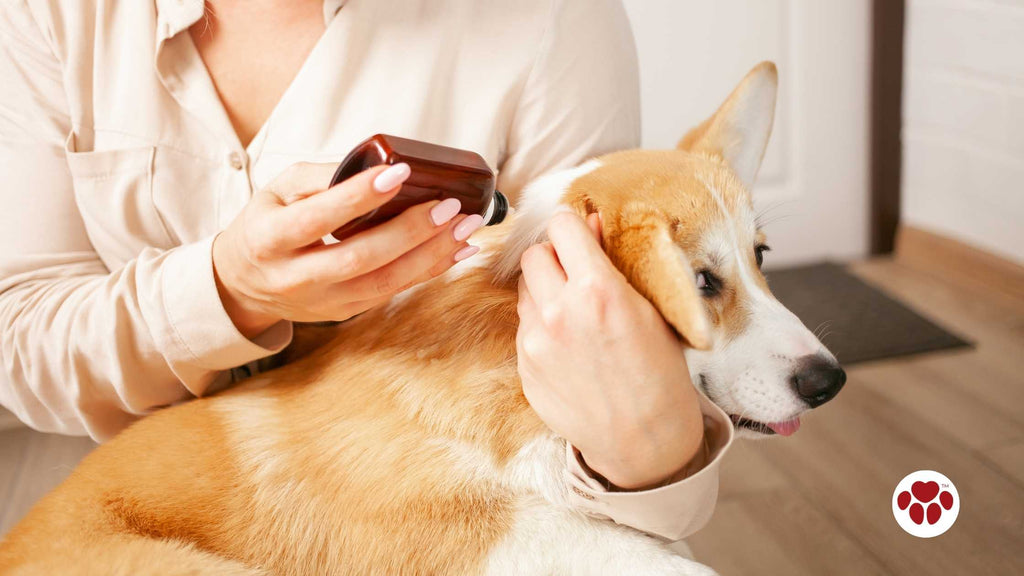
[902,0,1024,265]
[621,0,872,267]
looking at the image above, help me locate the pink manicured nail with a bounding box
[430,198,462,226]
[453,245,480,262]
[453,214,484,241]
[373,163,411,193]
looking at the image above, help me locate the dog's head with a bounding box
[496,62,844,438]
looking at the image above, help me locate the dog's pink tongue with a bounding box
[766,418,801,436]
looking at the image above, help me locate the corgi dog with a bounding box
[0,61,844,576]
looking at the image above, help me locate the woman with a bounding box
[0,0,731,543]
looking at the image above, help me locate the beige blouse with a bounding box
[0,0,733,541]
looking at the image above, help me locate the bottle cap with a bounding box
[485,191,509,226]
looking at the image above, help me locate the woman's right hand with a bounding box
[212,162,483,338]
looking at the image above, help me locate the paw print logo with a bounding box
[892,470,959,538]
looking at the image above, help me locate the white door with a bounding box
[621,0,871,267]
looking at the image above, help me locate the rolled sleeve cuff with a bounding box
[159,235,292,391]
[564,392,734,541]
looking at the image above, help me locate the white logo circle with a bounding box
[892,470,959,538]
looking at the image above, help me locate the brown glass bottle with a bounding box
[329,134,508,241]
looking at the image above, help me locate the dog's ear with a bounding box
[601,207,712,350]
[492,162,602,284]
[677,61,778,190]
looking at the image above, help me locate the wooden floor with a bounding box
[1,257,1022,574]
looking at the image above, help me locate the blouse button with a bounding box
[228,151,246,171]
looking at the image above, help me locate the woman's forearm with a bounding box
[0,240,292,441]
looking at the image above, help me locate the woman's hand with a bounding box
[213,162,483,338]
[516,212,704,490]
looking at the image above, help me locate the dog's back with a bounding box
[0,252,548,574]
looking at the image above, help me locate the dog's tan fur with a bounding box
[0,63,785,576]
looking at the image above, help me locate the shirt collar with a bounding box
[322,0,348,24]
[154,0,205,41]
[155,0,348,41]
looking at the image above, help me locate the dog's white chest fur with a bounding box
[481,436,717,576]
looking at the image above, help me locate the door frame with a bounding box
[870,0,906,254]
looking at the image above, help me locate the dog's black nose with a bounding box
[791,355,846,408]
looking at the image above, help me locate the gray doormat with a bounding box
[766,263,971,365]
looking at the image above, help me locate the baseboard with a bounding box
[895,225,1024,306]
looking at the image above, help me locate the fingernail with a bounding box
[453,214,484,241]
[373,163,411,193]
[453,245,480,262]
[430,198,462,226]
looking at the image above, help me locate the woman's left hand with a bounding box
[516,212,705,490]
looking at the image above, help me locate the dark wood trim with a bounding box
[895,225,1024,306]
[869,0,906,254]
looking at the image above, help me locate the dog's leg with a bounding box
[481,504,718,576]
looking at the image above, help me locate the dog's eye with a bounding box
[754,244,771,268]
[696,271,720,296]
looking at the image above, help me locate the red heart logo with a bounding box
[911,481,940,503]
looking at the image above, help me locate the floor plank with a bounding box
[689,489,891,576]
[983,441,1024,487]
[854,355,1023,451]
